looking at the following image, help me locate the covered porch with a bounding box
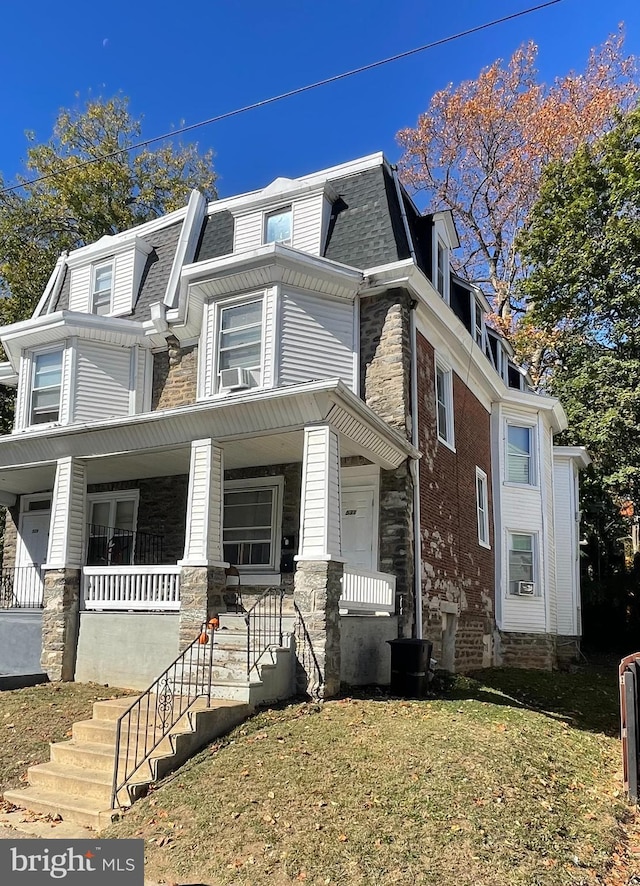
[0,380,417,693]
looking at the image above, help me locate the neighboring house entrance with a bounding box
[342,487,375,570]
[16,507,50,606]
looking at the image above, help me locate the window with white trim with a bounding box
[508,532,537,596]
[216,297,263,392]
[30,349,63,425]
[476,467,490,547]
[436,238,448,299]
[264,207,292,246]
[223,478,282,571]
[474,301,484,348]
[91,261,114,315]
[507,424,534,485]
[86,491,139,566]
[435,361,454,447]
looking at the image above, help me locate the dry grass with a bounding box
[0,681,132,793]
[105,665,626,886]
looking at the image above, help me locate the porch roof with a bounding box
[0,379,418,497]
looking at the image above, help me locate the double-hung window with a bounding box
[91,261,114,315]
[223,478,282,571]
[476,467,490,547]
[435,360,454,447]
[217,298,263,392]
[30,349,63,425]
[508,532,536,596]
[507,424,534,484]
[264,207,292,246]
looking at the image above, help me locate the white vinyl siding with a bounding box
[182,440,224,565]
[73,341,131,423]
[111,250,136,315]
[299,426,342,559]
[233,193,328,256]
[47,457,86,568]
[553,457,580,636]
[233,212,263,253]
[69,265,92,312]
[279,289,355,390]
[291,195,325,254]
[14,356,31,431]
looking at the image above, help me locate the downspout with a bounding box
[392,166,423,639]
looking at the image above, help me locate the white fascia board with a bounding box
[228,180,339,218]
[33,254,67,319]
[0,378,415,471]
[553,445,592,469]
[0,311,150,368]
[432,210,460,249]
[163,190,207,309]
[0,361,18,387]
[502,388,567,433]
[65,233,154,268]
[205,152,386,216]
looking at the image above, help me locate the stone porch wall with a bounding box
[495,631,557,670]
[1,503,20,569]
[360,289,414,635]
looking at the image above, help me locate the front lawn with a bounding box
[105,666,627,886]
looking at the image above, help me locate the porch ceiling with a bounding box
[0,380,418,489]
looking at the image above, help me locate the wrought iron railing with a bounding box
[245,588,285,676]
[0,566,44,609]
[110,621,215,809]
[86,524,165,567]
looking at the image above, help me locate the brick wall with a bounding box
[416,331,495,670]
[152,337,198,410]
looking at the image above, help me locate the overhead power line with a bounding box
[1,0,564,196]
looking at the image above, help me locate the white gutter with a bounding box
[391,166,423,639]
[163,189,207,309]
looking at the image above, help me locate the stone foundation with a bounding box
[178,566,227,650]
[41,569,81,681]
[293,560,343,699]
[495,631,557,670]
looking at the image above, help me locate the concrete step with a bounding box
[27,762,113,805]
[3,787,114,830]
[50,740,116,773]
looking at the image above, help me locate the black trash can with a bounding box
[387,638,433,698]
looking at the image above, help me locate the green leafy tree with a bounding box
[0,95,217,326]
[521,106,640,646]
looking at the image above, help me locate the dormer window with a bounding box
[91,261,114,315]
[30,348,63,425]
[264,207,292,246]
[474,301,484,348]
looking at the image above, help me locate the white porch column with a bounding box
[294,424,343,699]
[180,438,225,567]
[297,425,343,561]
[41,457,86,682]
[178,439,228,648]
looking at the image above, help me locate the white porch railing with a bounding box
[339,566,396,614]
[82,566,181,611]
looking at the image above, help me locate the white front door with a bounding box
[15,512,50,605]
[341,487,375,571]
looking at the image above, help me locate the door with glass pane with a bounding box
[87,496,137,566]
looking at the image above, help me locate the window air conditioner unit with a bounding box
[517,581,535,596]
[219,367,252,391]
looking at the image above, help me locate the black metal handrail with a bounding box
[110,621,215,809]
[292,601,324,700]
[0,566,44,609]
[86,524,165,567]
[245,588,285,676]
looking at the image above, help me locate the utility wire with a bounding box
[1,0,564,196]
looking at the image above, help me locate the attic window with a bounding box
[437,240,446,296]
[474,302,484,348]
[91,261,114,315]
[264,207,292,246]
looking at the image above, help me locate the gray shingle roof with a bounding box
[324,166,410,269]
[194,210,234,262]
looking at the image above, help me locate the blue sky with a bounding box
[1,0,639,200]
